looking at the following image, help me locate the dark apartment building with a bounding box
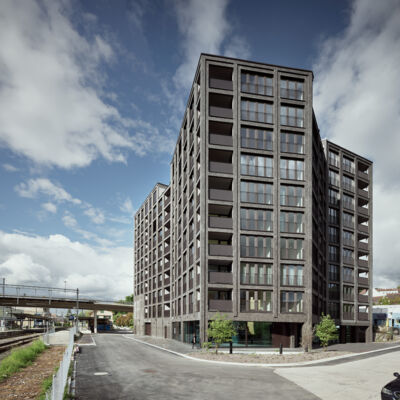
[133,54,373,347]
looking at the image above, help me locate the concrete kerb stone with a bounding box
[125,336,400,368]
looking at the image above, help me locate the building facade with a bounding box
[134,54,373,346]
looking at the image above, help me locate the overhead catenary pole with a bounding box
[76,288,79,330]
[1,278,5,331]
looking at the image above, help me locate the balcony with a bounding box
[164,293,170,302]
[358,276,369,286]
[358,188,369,199]
[208,299,232,312]
[358,294,369,303]
[358,312,369,321]
[210,106,233,119]
[209,271,233,284]
[209,216,233,229]
[358,224,369,234]
[209,188,233,202]
[164,277,170,286]
[358,259,369,268]
[343,312,354,320]
[209,244,233,257]
[209,161,233,174]
[209,133,233,147]
[358,242,369,252]
[210,78,233,91]
[358,206,369,216]
[358,170,369,181]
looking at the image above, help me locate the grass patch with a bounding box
[0,340,47,382]
[37,375,53,400]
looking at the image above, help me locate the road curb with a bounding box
[125,336,400,368]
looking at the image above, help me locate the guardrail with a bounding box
[45,326,76,400]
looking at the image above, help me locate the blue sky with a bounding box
[0,0,399,299]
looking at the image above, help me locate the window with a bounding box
[241,154,273,177]
[241,208,273,232]
[329,189,340,206]
[342,230,354,246]
[280,185,304,207]
[241,127,273,151]
[328,151,340,168]
[329,264,339,281]
[329,170,339,186]
[241,100,273,124]
[240,181,273,204]
[240,235,272,258]
[280,211,304,233]
[281,265,303,286]
[328,302,340,319]
[329,245,339,262]
[280,238,303,260]
[342,175,354,192]
[280,291,303,312]
[328,207,339,225]
[343,212,354,229]
[328,226,339,243]
[328,283,340,300]
[342,193,354,210]
[240,263,272,285]
[343,156,355,173]
[342,248,354,264]
[280,106,304,127]
[280,159,304,180]
[240,290,272,312]
[343,267,354,282]
[241,72,273,96]
[280,132,304,154]
[280,79,304,100]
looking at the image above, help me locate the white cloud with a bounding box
[223,36,251,60]
[0,0,173,169]
[62,212,78,228]
[15,178,81,205]
[0,231,132,300]
[2,163,18,172]
[42,202,57,214]
[84,207,105,224]
[313,0,400,287]
[120,198,134,214]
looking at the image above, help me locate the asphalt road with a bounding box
[75,333,319,400]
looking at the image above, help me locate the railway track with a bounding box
[0,333,43,354]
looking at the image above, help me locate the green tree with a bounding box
[207,313,236,354]
[315,314,338,350]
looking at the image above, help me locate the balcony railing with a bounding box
[358,242,369,252]
[209,216,233,229]
[209,244,233,257]
[208,299,232,312]
[358,312,369,321]
[209,133,233,147]
[358,170,369,181]
[358,259,369,268]
[358,206,369,216]
[358,224,369,234]
[210,78,233,91]
[209,271,233,285]
[210,106,233,119]
[240,273,272,286]
[209,189,233,202]
[343,312,354,320]
[209,161,233,174]
[358,276,369,286]
[343,275,354,284]
[358,188,369,198]
[358,294,369,303]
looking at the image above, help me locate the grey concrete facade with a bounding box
[133,54,373,346]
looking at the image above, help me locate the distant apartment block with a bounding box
[133,54,373,347]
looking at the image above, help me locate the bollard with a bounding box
[229,341,233,354]
[279,343,283,355]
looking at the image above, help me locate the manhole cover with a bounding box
[94,372,109,376]
[142,369,157,373]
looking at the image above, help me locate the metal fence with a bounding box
[45,326,76,400]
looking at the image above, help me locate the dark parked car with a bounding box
[381,372,400,399]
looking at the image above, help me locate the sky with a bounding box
[0,0,399,300]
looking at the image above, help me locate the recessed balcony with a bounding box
[343,312,354,320]
[358,276,369,286]
[358,312,369,321]
[209,188,233,202]
[358,294,369,303]
[358,242,369,252]
[208,299,232,312]
[358,259,369,268]
[209,93,233,119]
[208,271,233,284]
[209,244,233,257]
[209,216,233,229]
[209,65,233,91]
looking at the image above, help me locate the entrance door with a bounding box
[145,322,151,336]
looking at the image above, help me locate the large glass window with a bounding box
[280,211,304,233]
[241,208,273,232]
[342,156,355,173]
[241,100,273,124]
[329,245,339,262]
[342,175,355,192]
[342,193,354,210]
[329,170,339,186]
[240,181,273,204]
[280,238,303,260]
[231,321,272,346]
[342,230,354,247]
[240,290,272,312]
[240,263,272,285]
[241,127,273,151]
[328,207,339,224]
[328,226,339,243]
[240,235,272,258]
[280,159,304,180]
[280,185,304,207]
[343,212,354,229]
[281,265,304,286]
[280,79,304,100]
[241,73,273,96]
[329,188,340,206]
[241,154,273,177]
[280,106,304,127]
[328,151,340,168]
[280,291,303,312]
[280,132,304,154]
[342,248,354,264]
[328,264,339,281]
